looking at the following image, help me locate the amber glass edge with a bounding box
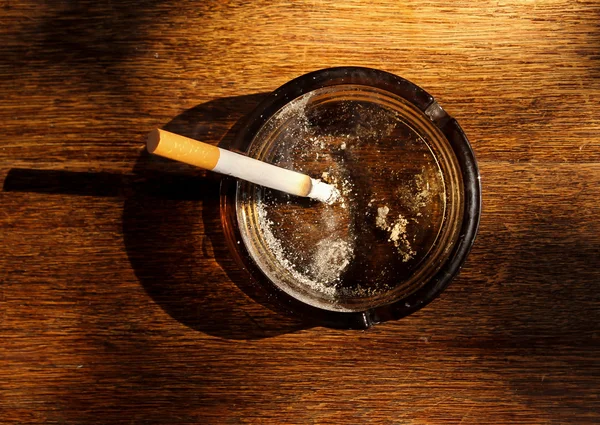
[220,67,482,329]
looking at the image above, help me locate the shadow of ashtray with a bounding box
[3,94,309,340]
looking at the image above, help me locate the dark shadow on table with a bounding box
[444,218,600,419]
[6,0,175,94]
[3,93,309,340]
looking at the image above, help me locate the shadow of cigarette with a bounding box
[3,93,309,340]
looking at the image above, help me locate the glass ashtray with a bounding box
[220,67,481,329]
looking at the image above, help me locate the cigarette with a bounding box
[146,129,338,203]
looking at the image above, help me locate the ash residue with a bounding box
[375,205,415,262]
[247,86,447,307]
[256,195,355,295]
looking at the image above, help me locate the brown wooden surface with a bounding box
[1,1,599,423]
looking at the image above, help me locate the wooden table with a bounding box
[2,1,599,423]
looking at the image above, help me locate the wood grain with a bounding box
[1,1,599,423]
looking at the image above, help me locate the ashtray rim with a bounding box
[220,66,481,329]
